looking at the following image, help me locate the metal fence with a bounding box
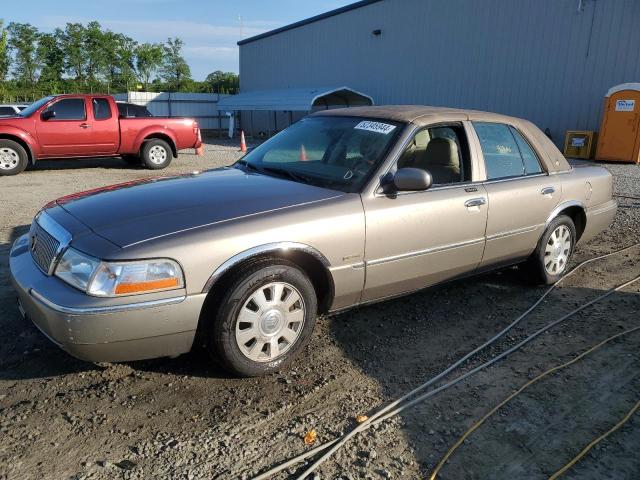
[112,92,235,133]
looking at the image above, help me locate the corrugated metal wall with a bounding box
[240,0,640,145]
[112,92,233,130]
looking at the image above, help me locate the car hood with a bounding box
[54,167,344,248]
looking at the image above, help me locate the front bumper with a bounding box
[9,234,206,362]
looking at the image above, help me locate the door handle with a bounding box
[79,123,91,129]
[465,197,486,208]
[541,186,555,196]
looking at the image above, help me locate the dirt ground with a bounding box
[0,139,639,480]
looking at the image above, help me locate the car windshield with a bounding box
[18,96,55,117]
[236,116,402,193]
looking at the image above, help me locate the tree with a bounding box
[61,23,86,82]
[205,70,239,94]
[0,20,9,83]
[84,21,106,83]
[103,32,137,91]
[7,22,40,86]
[160,37,191,91]
[135,42,163,91]
[37,29,65,91]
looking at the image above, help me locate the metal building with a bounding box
[238,0,640,147]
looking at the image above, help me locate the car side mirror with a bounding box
[392,168,433,191]
[41,110,56,120]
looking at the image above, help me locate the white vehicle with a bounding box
[0,104,28,117]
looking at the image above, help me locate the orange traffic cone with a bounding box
[300,144,308,161]
[239,130,247,153]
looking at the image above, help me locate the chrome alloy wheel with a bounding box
[0,147,19,170]
[544,225,572,275]
[148,145,167,165]
[235,282,306,362]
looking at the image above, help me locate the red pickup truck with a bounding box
[0,94,202,176]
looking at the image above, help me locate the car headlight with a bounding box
[54,248,184,297]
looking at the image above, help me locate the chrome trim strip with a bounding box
[486,224,543,241]
[202,242,332,292]
[367,237,485,266]
[482,173,548,185]
[30,289,186,315]
[545,200,586,226]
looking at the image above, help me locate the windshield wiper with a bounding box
[236,159,261,173]
[259,166,314,184]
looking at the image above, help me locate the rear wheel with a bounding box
[0,140,28,176]
[141,139,172,170]
[523,215,576,284]
[208,260,317,377]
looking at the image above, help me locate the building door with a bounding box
[597,89,640,163]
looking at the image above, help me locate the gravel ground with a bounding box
[0,143,639,480]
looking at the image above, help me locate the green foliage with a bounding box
[161,37,192,92]
[135,42,164,91]
[0,18,240,100]
[7,22,40,86]
[0,20,9,82]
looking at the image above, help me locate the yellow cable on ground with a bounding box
[429,325,640,480]
[548,399,640,480]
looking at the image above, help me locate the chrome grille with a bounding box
[30,221,61,275]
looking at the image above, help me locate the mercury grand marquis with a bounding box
[10,106,617,376]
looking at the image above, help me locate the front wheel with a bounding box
[523,215,576,285]
[141,139,173,170]
[209,260,317,377]
[0,140,28,176]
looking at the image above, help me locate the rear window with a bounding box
[92,98,112,120]
[473,122,544,180]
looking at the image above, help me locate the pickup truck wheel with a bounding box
[209,260,317,377]
[523,215,576,285]
[141,139,172,170]
[0,140,28,176]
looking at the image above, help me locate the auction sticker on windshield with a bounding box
[355,121,397,134]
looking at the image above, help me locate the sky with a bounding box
[2,0,355,80]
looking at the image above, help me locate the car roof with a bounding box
[311,105,523,125]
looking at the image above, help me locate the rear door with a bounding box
[36,97,95,157]
[87,97,120,154]
[472,122,560,268]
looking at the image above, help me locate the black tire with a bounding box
[121,154,141,165]
[208,259,318,377]
[141,139,173,170]
[523,215,576,285]
[0,139,28,176]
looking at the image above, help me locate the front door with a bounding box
[598,90,640,162]
[36,97,95,157]
[361,123,488,302]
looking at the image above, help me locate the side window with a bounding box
[92,98,112,120]
[510,126,543,175]
[44,98,86,121]
[0,106,15,115]
[473,122,524,180]
[397,124,471,185]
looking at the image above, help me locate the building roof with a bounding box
[238,0,384,46]
[605,83,640,97]
[217,86,374,111]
